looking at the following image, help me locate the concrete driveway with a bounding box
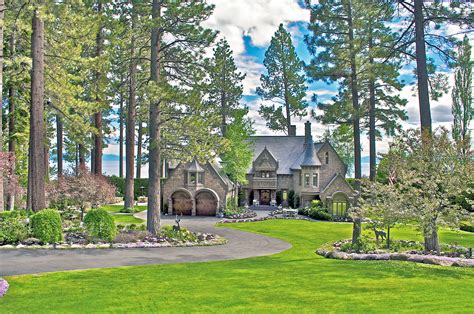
[0,210,290,276]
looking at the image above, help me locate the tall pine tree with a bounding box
[257,24,307,135]
[452,35,472,156]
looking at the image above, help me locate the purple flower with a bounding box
[0,278,9,298]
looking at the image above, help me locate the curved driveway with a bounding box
[0,211,290,276]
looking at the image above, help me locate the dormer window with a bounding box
[325,152,329,164]
[186,159,204,186]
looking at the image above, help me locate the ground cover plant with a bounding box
[1,220,473,312]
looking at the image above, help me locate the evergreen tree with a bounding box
[305,0,365,244]
[322,125,354,174]
[208,39,246,136]
[389,0,473,134]
[257,24,307,135]
[452,36,472,156]
[147,0,218,234]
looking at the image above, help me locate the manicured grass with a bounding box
[99,204,147,213]
[1,220,473,312]
[97,205,146,224]
[110,214,144,224]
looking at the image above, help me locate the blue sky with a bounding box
[100,0,473,177]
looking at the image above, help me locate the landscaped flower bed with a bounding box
[316,239,474,268]
[0,278,9,298]
[223,208,257,219]
[0,209,225,250]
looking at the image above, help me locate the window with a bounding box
[189,172,196,184]
[283,191,288,201]
[312,173,318,187]
[325,152,329,164]
[198,172,204,184]
[332,201,347,217]
[299,173,302,186]
[304,173,310,187]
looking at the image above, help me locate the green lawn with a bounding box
[1,220,473,312]
[98,204,146,225]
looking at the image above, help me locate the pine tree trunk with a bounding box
[0,0,4,212]
[125,7,137,211]
[75,144,79,176]
[78,144,86,171]
[7,27,16,211]
[414,0,432,135]
[347,1,362,244]
[27,3,46,212]
[119,91,124,178]
[368,32,376,182]
[93,3,104,175]
[56,115,63,178]
[147,0,162,234]
[136,120,143,179]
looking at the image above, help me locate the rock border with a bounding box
[0,278,8,298]
[219,216,312,224]
[316,246,474,268]
[0,236,227,250]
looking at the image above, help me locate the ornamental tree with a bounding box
[388,129,472,253]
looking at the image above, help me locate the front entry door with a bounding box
[260,190,271,205]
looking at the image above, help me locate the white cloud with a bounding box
[205,0,309,55]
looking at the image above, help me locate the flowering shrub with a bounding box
[223,208,257,219]
[161,225,197,242]
[0,278,9,298]
[47,170,116,218]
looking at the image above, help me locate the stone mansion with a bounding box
[163,121,357,217]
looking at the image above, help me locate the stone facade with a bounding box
[163,160,235,216]
[243,121,357,216]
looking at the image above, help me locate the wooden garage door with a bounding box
[195,191,217,216]
[172,191,192,215]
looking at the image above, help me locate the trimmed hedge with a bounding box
[84,208,117,242]
[31,209,63,244]
[107,176,155,199]
[460,222,474,233]
[298,207,332,221]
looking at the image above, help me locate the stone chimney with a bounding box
[289,125,296,137]
[304,121,312,143]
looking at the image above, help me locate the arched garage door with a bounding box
[171,190,192,215]
[195,190,218,216]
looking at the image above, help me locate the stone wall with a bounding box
[317,143,347,190]
[163,162,231,212]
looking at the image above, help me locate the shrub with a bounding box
[161,225,197,242]
[84,208,117,242]
[299,207,331,221]
[30,209,63,244]
[0,210,32,222]
[0,218,29,244]
[460,221,474,233]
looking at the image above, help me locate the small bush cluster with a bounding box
[460,221,474,233]
[0,218,29,244]
[0,278,9,298]
[84,208,117,242]
[31,209,63,244]
[298,206,332,221]
[223,207,257,219]
[161,225,197,242]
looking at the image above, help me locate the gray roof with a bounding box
[300,135,322,167]
[247,136,324,175]
[186,159,204,172]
